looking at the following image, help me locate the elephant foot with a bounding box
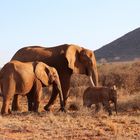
[12,106,21,112]
[8,109,12,114]
[28,105,34,112]
[1,113,10,116]
[44,106,50,112]
[59,107,66,113]
[33,108,39,113]
[108,111,112,116]
[12,104,21,111]
[1,108,12,115]
[1,111,11,116]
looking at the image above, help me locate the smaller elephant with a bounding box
[0,60,64,115]
[83,86,117,115]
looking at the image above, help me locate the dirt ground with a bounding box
[0,92,139,140]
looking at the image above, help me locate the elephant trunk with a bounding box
[54,80,65,111]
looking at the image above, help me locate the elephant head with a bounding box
[65,45,98,87]
[109,86,117,114]
[34,62,64,109]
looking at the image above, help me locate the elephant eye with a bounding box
[82,51,86,56]
[81,50,86,56]
[53,74,58,78]
[89,53,92,58]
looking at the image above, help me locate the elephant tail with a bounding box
[0,69,2,95]
[0,84,2,96]
[0,78,2,97]
[0,69,3,79]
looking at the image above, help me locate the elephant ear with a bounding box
[65,44,84,73]
[35,62,49,86]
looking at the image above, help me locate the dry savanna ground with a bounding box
[0,61,140,140]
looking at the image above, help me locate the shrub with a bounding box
[98,61,140,94]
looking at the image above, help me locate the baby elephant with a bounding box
[0,60,64,115]
[83,86,117,115]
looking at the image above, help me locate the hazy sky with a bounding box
[0,0,140,66]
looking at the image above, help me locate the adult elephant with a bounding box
[11,44,98,111]
[0,61,64,114]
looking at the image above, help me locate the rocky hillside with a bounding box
[95,28,140,62]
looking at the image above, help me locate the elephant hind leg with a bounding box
[1,97,11,115]
[1,82,15,114]
[1,91,14,115]
[12,94,21,111]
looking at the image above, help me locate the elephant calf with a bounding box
[83,86,117,115]
[0,60,64,115]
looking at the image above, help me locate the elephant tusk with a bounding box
[89,76,95,87]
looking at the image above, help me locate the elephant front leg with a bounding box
[12,94,21,111]
[27,92,34,111]
[58,92,65,112]
[60,72,71,107]
[103,101,112,116]
[95,103,101,113]
[27,84,36,111]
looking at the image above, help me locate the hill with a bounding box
[95,28,140,62]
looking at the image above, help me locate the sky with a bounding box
[0,0,140,67]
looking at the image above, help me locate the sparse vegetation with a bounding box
[0,61,140,139]
[98,61,140,94]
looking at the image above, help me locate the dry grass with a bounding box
[0,61,140,140]
[0,95,139,140]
